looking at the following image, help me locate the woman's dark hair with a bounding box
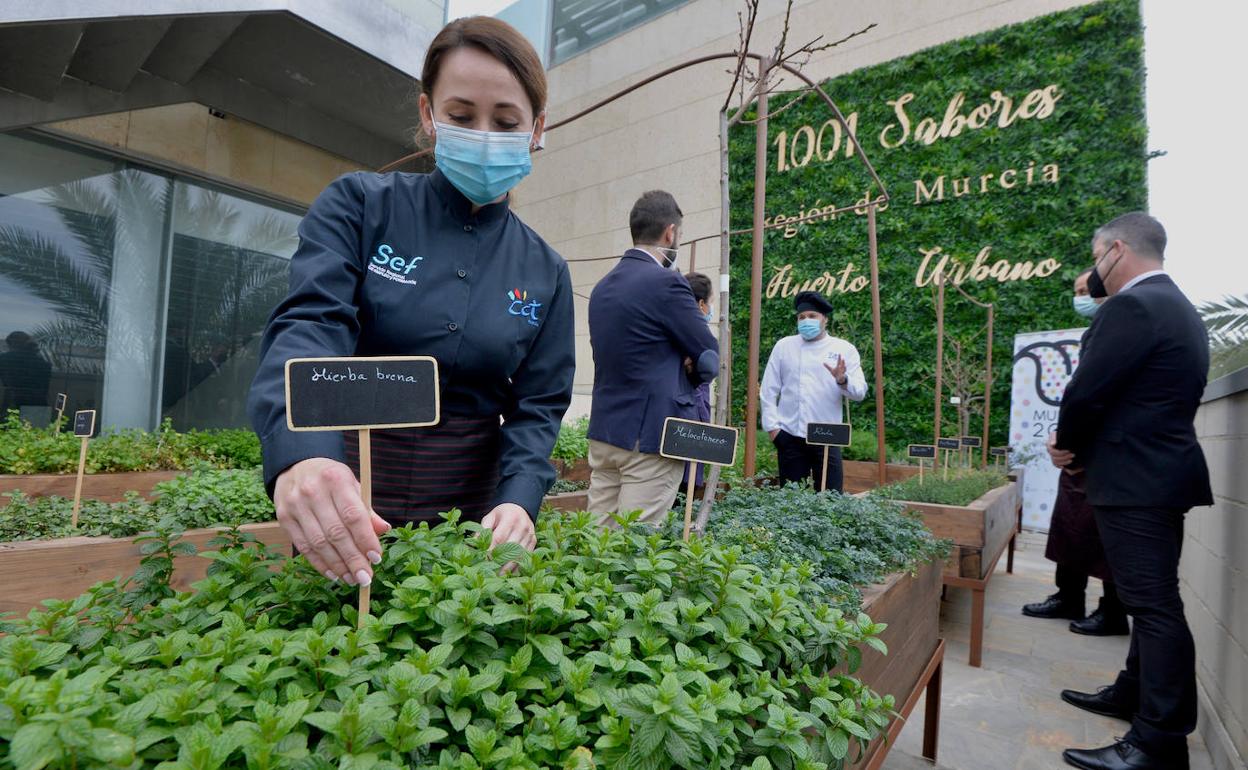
[422,17,547,116]
[685,272,712,303]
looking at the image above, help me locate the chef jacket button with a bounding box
[463,224,473,232]
[447,322,458,332]
[457,269,467,278]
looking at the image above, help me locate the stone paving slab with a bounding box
[881,532,1215,770]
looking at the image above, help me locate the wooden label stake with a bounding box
[659,418,740,541]
[284,355,442,629]
[682,465,697,541]
[358,427,372,629]
[70,410,96,528]
[821,446,830,492]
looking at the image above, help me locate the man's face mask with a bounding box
[797,318,823,341]
[1073,294,1100,318]
[1088,243,1123,299]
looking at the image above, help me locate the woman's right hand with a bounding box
[274,458,391,586]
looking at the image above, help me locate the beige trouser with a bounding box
[587,439,685,527]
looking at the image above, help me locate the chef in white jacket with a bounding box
[760,291,868,492]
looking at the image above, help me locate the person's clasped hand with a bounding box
[1046,432,1077,470]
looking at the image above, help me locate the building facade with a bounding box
[0,1,441,430]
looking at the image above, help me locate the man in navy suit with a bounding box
[1050,212,1212,770]
[587,190,719,525]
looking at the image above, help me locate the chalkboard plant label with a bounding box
[990,446,1009,457]
[806,422,852,447]
[660,418,739,466]
[961,436,982,448]
[285,356,440,431]
[72,410,97,438]
[54,393,67,412]
[937,438,961,451]
[908,444,937,459]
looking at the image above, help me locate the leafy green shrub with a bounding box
[551,417,590,461]
[0,469,273,543]
[872,470,1008,506]
[0,414,262,474]
[548,478,589,494]
[687,484,949,610]
[0,512,894,769]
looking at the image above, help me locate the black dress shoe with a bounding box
[1061,686,1135,722]
[1063,739,1187,769]
[1071,607,1130,636]
[1023,593,1086,620]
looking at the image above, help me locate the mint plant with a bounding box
[0,511,893,769]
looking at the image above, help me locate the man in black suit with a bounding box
[1049,212,1212,770]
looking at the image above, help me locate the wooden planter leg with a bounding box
[969,587,986,668]
[922,652,943,762]
[1007,502,1022,574]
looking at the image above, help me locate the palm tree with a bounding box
[1197,293,1248,381]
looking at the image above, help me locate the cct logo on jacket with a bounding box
[368,243,424,286]
[507,288,542,327]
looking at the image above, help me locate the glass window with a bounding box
[0,132,302,433]
[161,183,299,430]
[0,134,122,424]
[550,0,689,65]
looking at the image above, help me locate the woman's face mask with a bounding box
[434,121,535,205]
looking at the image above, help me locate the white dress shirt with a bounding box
[1119,269,1167,293]
[760,334,868,438]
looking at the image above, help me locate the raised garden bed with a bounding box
[849,558,944,769]
[551,457,590,483]
[842,460,921,494]
[873,470,1024,668]
[543,489,589,512]
[0,520,290,617]
[883,474,1022,580]
[0,469,184,502]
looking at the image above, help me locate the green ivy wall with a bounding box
[728,0,1147,452]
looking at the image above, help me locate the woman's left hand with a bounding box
[481,503,537,551]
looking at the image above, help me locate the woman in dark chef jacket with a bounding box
[248,17,574,589]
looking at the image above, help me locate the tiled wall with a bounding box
[45,103,363,207]
[1185,375,1248,770]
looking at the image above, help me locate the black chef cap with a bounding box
[794,291,833,315]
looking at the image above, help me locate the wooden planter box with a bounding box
[886,479,1021,580]
[550,458,590,483]
[543,490,588,512]
[0,470,185,502]
[848,559,944,769]
[842,461,921,494]
[0,521,290,618]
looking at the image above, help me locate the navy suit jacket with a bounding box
[1056,274,1213,509]
[588,249,719,453]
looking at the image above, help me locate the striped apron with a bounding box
[343,412,501,526]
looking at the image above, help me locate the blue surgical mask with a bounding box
[797,319,822,341]
[434,121,534,206]
[1073,295,1099,318]
[703,306,714,323]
